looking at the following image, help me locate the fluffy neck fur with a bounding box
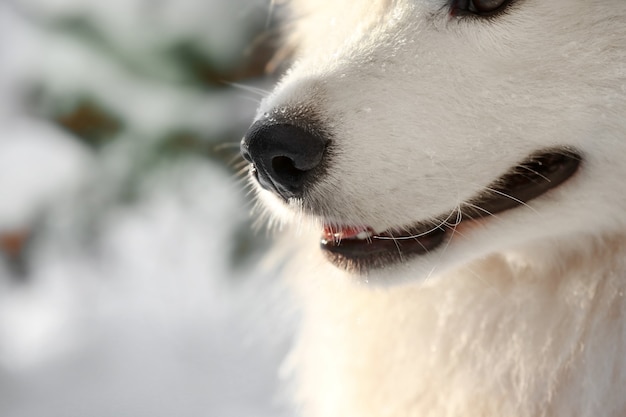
[288,235,626,417]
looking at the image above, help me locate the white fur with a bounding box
[249,1,626,416]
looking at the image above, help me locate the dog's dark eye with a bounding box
[451,0,512,16]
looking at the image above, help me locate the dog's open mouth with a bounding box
[321,148,581,272]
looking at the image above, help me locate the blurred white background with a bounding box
[0,1,293,416]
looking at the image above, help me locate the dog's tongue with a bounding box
[323,225,373,241]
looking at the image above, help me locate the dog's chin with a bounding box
[313,148,582,275]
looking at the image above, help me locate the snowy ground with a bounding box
[0,1,294,416]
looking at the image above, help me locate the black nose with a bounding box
[240,122,327,200]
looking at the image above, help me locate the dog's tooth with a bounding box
[356,231,372,240]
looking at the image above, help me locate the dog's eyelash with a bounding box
[449,0,516,19]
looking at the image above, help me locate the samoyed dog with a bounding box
[241,1,626,416]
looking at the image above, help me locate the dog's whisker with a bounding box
[214,142,243,151]
[226,82,271,97]
[386,231,405,263]
[479,186,542,217]
[373,211,457,241]
[517,165,551,182]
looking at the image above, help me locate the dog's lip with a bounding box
[320,148,582,272]
[321,223,448,263]
[321,223,446,248]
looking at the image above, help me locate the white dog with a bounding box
[241,1,626,416]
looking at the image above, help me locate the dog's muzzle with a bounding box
[240,122,328,200]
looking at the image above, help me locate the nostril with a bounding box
[271,155,306,184]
